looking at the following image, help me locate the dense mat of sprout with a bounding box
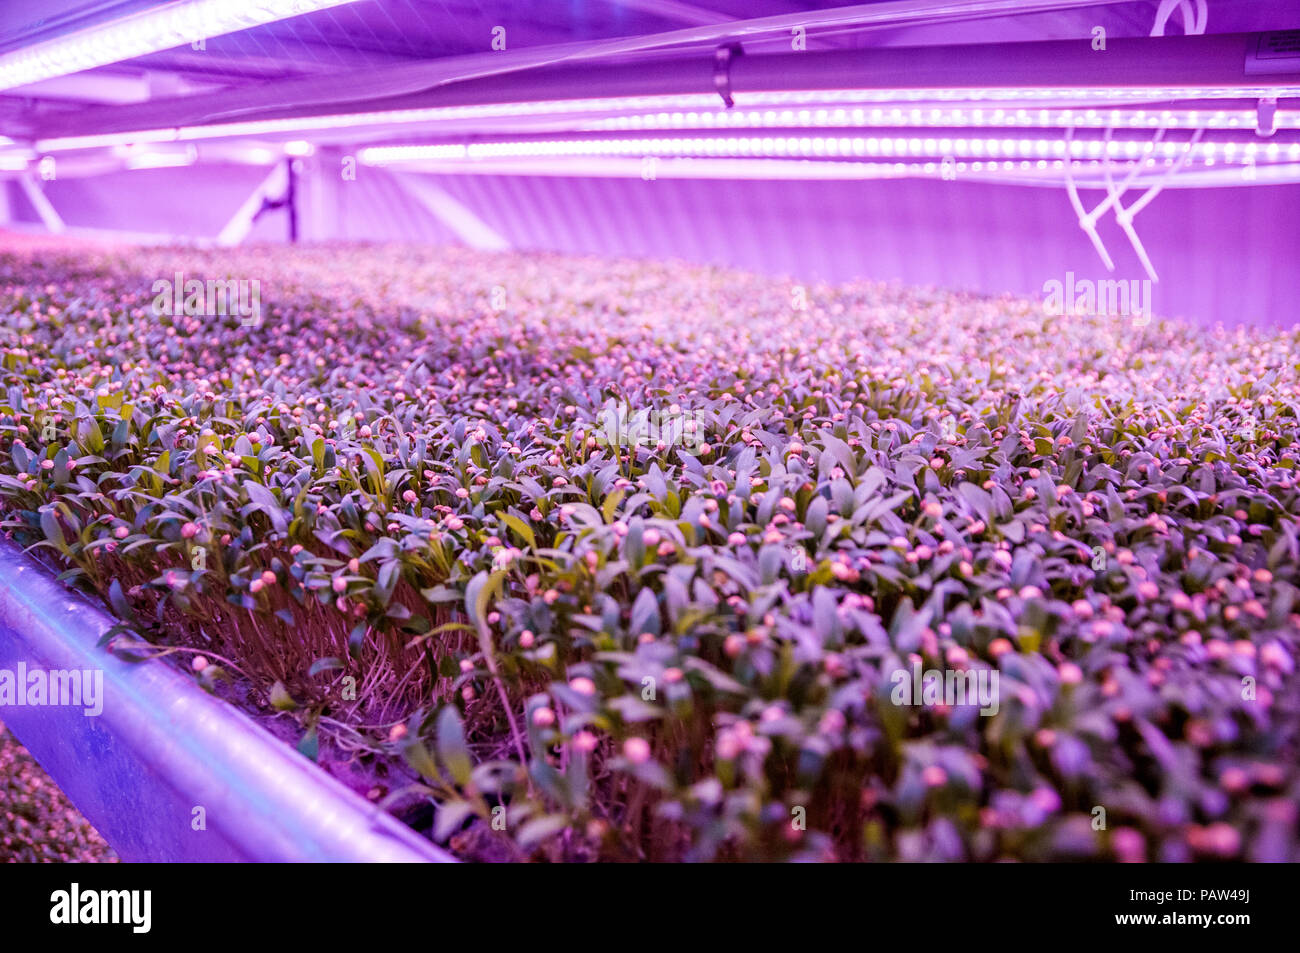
[1,720,117,862]
[1,240,1298,861]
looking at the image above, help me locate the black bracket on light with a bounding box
[713,43,743,108]
[251,156,299,242]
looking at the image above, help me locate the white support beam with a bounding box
[17,174,65,234]
[392,172,510,251]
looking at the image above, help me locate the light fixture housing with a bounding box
[0,0,363,92]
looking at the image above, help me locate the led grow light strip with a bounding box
[344,155,1300,187]
[588,106,1300,133]
[358,137,1300,166]
[33,86,1300,153]
[0,0,363,92]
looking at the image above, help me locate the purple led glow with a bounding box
[0,0,363,92]
[340,155,1300,186]
[33,87,1300,154]
[586,106,1299,133]
[358,136,1300,165]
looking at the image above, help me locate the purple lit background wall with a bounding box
[5,166,1297,329]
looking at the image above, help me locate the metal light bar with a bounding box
[590,106,1300,133]
[32,87,1300,154]
[29,26,1300,151]
[358,136,1300,165]
[17,1,1139,139]
[0,0,362,92]
[345,155,1300,187]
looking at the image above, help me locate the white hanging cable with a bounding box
[1151,0,1208,37]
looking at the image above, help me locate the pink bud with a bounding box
[921,765,947,787]
[623,737,651,764]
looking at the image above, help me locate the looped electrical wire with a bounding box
[1151,0,1208,36]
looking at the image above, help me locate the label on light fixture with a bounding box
[1245,31,1300,75]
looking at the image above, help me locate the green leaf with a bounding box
[401,733,441,782]
[601,488,625,524]
[420,585,461,604]
[433,800,474,841]
[465,569,506,634]
[78,416,104,454]
[108,579,132,621]
[39,508,68,555]
[375,559,401,607]
[436,705,472,786]
[500,511,536,549]
[308,657,344,676]
[347,622,368,660]
[245,481,288,535]
[806,495,828,537]
[269,681,297,711]
[517,814,568,849]
[297,725,319,761]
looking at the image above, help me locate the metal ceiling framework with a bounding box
[0,0,1297,276]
